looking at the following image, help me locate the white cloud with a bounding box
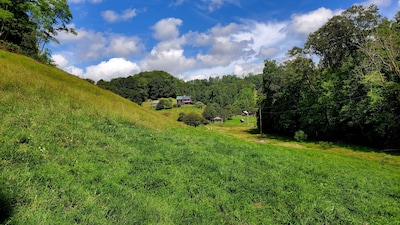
[288,7,339,35]
[233,62,264,76]
[234,20,287,54]
[361,0,391,7]
[196,36,254,66]
[64,66,84,76]
[52,54,69,68]
[84,58,141,81]
[101,10,118,23]
[101,8,137,23]
[211,23,239,36]
[201,0,240,12]
[52,5,362,82]
[56,27,143,61]
[141,48,196,75]
[258,47,280,58]
[108,35,143,57]
[152,18,183,40]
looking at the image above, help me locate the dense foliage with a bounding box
[260,5,400,149]
[97,71,183,105]
[179,112,207,127]
[97,71,262,120]
[0,0,75,63]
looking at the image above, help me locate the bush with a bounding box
[177,113,185,122]
[294,130,307,142]
[181,113,206,127]
[156,99,173,110]
[319,141,333,149]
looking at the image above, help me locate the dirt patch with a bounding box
[275,142,306,149]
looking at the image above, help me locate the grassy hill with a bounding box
[0,50,399,224]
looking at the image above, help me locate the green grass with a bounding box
[143,101,204,121]
[1,50,400,224]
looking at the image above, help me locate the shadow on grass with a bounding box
[245,128,292,141]
[0,190,13,224]
[244,128,400,156]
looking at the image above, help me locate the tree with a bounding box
[143,71,180,99]
[259,6,400,148]
[28,0,76,55]
[202,103,219,121]
[306,4,381,69]
[234,87,257,113]
[0,0,76,62]
[0,0,36,53]
[181,113,206,127]
[156,99,173,110]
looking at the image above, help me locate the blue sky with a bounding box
[50,0,400,81]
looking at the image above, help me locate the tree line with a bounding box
[0,0,75,63]
[97,71,262,120]
[260,5,400,149]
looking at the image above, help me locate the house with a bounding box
[213,116,223,123]
[176,95,192,105]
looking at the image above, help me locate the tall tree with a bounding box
[29,0,76,55]
[0,0,76,61]
[306,4,381,69]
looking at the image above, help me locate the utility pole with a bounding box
[259,106,262,137]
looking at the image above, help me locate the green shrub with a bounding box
[319,141,333,149]
[156,99,173,110]
[177,112,185,122]
[294,130,307,142]
[181,112,206,127]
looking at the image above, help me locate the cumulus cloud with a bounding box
[52,54,69,68]
[141,48,196,75]
[56,27,144,61]
[258,47,280,58]
[151,18,183,40]
[108,35,143,57]
[287,7,339,35]
[233,62,264,77]
[84,58,141,81]
[64,66,84,76]
[101,8,137,23]
[196,36,254,66]
[141,18,291,80]
[52,5,359,81]
[234,20,287,54]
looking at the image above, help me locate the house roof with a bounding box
[176,96,191,100]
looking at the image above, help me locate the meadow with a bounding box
[0,50,399,224]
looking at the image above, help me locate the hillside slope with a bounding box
[0,50,399,224]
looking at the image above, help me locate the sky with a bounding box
[50,0,400,82]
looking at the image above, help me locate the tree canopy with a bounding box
[0,0,75,62]
[260,4,400,149]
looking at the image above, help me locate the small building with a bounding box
[152,100,159,108]
[213,116,223,123]
[176,95,192,105]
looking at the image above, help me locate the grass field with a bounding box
[1,50,400,224]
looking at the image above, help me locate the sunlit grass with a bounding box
[0,50,399,224]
